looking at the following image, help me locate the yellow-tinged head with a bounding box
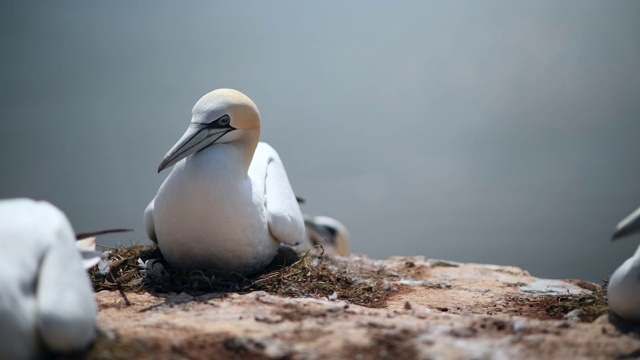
[157,89,261,173]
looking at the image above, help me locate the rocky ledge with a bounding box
[86,254,640,359]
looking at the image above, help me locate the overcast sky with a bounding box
[1,1,639,282]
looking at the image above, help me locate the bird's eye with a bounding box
[218,115,230,126]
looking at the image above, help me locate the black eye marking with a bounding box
[191,114,234,130]
[205,114,232,129]
[323,225,338,238]
[217,114,231,126]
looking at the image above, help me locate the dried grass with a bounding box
[90,244,395,308]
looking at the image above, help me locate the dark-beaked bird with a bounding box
[608,206,640,321]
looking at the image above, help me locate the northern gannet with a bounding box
[304,215,350,256]
[144,89,305,275]
[609,206,640,321]
[0,198,97,359]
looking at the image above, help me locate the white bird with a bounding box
[144,89,305,275]
[304,215,350,256]
[0,198,97,359]
[608,206,640,321]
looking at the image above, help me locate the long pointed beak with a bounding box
[157,124,233,173]
[612,206,640,241]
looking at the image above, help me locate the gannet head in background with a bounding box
[145,89,305,274]
[304,215,350,256]
[157,88,261,173]
[608,205,640,322]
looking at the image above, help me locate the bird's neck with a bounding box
[235,129,260,170]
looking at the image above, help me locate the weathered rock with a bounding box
[86,255,640,359]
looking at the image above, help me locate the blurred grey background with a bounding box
[1,1,639,283]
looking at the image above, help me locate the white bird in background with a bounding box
[609,206,640,322]
[145,89,305,275]
[75,228,132,269]
[0,198,97,359]
[304,215,350,256]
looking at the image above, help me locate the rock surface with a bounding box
[86,255,640,359]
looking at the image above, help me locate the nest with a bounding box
[543,283,609,322]
[90,245,395,308]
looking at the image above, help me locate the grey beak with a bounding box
[612,206,640,241]
[157,122,234,173]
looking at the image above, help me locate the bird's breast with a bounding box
[153,146,277,273]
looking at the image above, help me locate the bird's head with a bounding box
[157,89,261,173]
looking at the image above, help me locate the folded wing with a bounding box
[259,143,305,247]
